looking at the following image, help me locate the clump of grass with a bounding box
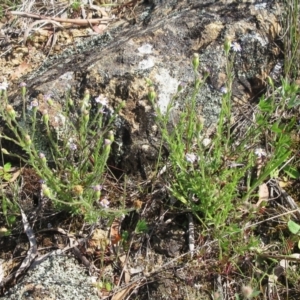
[0,82,126,222]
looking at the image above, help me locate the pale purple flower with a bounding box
[31,100,38,107]
[95,94,108,106]
[220,86,227,94]
[28,99,39,110]
[254,148,266,158]
[0,81,8,90]
[92,185,103,191]
[104,139,112,146]
[19,82,27,87]
[99,198,110,208]
[185,153,198,164]
[68,142,77,151]
[44,94,52,101]
[231,42,242,52]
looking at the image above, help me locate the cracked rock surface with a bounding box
[6,0,282,180]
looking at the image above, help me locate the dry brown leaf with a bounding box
[278,180,291,188]
[133,199,143,210]
[110,218,121,246]
[10,61,31,80]
[124,270,131,284]
[111,283,137,300]
[9,167,22,183]
[93,24,107,34]
[89,229,109,251]
[256,183,269,207]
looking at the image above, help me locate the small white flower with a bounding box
[254,148,266,158]
[99,198,110,208]
[95,94,108,106]
[231,42,242,52]
[202,138,211,147]
[0,81,8,90]
[185,153,198,164]
[39,152,46,159]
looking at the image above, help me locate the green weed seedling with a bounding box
[287,220,300,249]
[0,162,12,181]
[70,0,81,11]
[135,219,148,234]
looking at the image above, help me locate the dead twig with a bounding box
[23,19,63,45]
[8,11,113,26]
[15,206,38,278]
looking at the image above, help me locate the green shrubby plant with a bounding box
[148,43,252,230]
[148,40,295,234]
[0,81,126,222]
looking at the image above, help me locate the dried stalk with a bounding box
[9,11,113,25]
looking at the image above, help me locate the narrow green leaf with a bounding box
[283,166,300,179]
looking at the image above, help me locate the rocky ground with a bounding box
[1,0,300,299]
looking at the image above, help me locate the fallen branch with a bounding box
[8,11,113,26]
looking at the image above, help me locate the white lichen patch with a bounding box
[241,32,268,47]
[138,57,155,70]
[138,43,153,54]
[154,68,179,114]
[59,71,74,81]
[4,255,99,300]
